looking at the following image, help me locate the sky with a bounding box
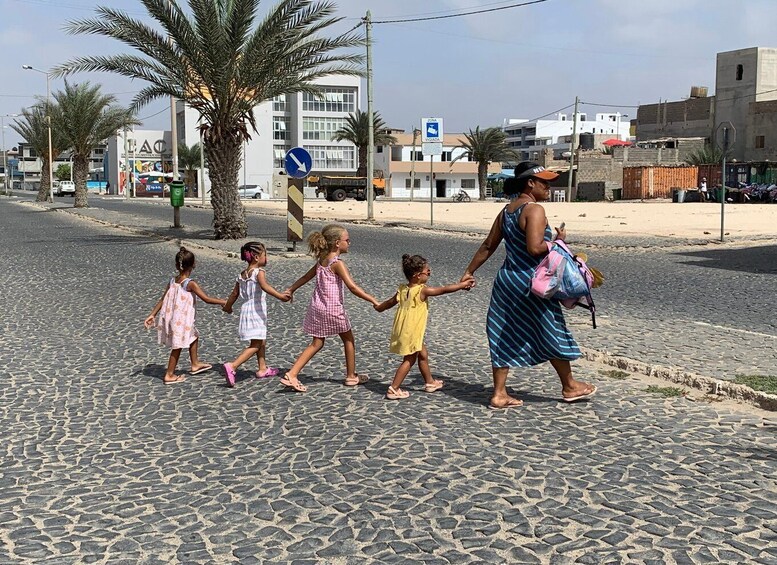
[3,0,777,143]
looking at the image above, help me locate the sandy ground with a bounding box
[243,199,777,239]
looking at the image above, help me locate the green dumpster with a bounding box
[169,181,185,207]
[611,188,622,201]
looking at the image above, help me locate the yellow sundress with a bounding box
[389,284,428,355]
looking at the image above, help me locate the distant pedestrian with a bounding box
[144,247,227,384]
[282,224,379,392]
[221,241,291,388]
[374,254,474,400]
[700,177,709,201]
[461,162,596,409]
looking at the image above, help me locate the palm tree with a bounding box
[11,103,68,203]
[178,142,203,193]
[453,127,518,200]
[331,110,396,176]
[685,145,728,165]
[55,0,363,239]
[52,81,138,208]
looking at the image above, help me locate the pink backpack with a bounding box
[531,239,597,328]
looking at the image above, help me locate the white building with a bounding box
[374,132,502,199]
[179,75,361,197]
[503,112,630,161]
[106,129,174,196]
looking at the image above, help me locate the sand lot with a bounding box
[244,199,777,239]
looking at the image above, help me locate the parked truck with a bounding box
[309,170,386,201]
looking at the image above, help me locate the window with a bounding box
[377,146,383,153]
[405,178,421,188]
[272,95,287,112]
[736,64,743,81]
[273,116,290,141]
[756,135,765,149]
[302,87,357,113]
[409,150,424,161]
[302,117,345,140]
[305,145,356,169]
[440,151,452,162]
[461,179,476,189]
[273,145,290,168]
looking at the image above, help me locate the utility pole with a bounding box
[365,10,375,220]
[200,126,206,206]
[410,127,418,201]
[720,127,728,242]
[566,96,579,202]
[430,154,434,226]
[171,96,179,183]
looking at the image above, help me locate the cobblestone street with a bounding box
[1,198,776,564]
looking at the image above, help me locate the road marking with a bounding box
[693,321,777,339]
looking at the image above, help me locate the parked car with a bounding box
[56,180,76,196]
[238,184,268,199]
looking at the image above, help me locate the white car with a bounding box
[238,184,268,199]
[55,181,76,196]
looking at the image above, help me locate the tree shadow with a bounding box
[674,245,777,274]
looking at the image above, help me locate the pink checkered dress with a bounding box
[302,257,352,337]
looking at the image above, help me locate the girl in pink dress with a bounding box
[144,247,227,384]
[283,225,379,392]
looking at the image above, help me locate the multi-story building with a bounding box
[503,113,630,162]
[636,47,777,161]
[179,75,360,197]
[14,142,106,187]
[374,132,502,199]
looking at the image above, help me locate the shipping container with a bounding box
[696,164,750,188]
[622,166,698,199]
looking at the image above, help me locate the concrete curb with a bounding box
[581,347,777,411]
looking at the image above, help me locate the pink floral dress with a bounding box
[157,277,198,349]
[302,257,351,337]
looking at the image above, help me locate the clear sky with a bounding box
[2,0,777,141]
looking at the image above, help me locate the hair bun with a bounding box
[402,254,410,261]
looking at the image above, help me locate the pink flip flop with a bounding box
[224,363,236,388]
[256,367,280,378]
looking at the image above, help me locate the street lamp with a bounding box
[22,65,54,203]
[1,113,18,196]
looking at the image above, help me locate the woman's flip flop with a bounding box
[562,385,597,403]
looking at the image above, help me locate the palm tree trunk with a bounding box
[478,162,488,201]
[36,158,51,202]
[357,146,367,177]
[73,156,90,208]
[207,137,246,239]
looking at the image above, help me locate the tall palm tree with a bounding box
[453,127,518,200]
[11,103,68,203]
[331,110,396,176]
[178,142,203,193]
[55,0,363,239]
[52,81,138,208]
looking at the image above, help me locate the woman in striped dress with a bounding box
[462,162,596,409]
[283,224,380,392]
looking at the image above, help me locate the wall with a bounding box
[636,97,713,141]
[746,99,777,161]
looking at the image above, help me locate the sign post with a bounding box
[422,118,444,227]
[715,122,735,242]
[284,147,312,252]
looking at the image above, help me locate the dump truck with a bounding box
[309,170,386,201]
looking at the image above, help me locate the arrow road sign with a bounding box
[422,118,443,143]
[284,147,313,179]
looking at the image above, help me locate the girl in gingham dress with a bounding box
[144,247,227,385]
[221,242,291,388]
[282,224,379,392]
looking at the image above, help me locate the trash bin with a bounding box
[612,188,622,201]
[677,189,686,203]
[672,189,679,203]
[169,181,185,207]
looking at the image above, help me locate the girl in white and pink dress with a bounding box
[221,242,290,388]
[282,224,379,392]
[144,247,227,384]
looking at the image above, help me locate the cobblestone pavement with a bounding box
[1,199,776,564]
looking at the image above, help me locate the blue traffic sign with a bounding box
[284,147,313,179]
[421,117,444,143]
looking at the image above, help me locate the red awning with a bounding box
[602,139,632,147]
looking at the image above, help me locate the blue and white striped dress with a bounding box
[238,269,268,341]
[487,203,581,367]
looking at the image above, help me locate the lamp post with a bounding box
[22,65,54,203]
[1,114,18,196]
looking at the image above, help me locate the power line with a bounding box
[581,101,639,109]
[378,0,523,20]
[372,0,548,24]
[138,107,168,121]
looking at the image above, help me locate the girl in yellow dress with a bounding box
[375,254,474,400]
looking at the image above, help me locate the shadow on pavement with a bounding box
[674,245,777,274]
